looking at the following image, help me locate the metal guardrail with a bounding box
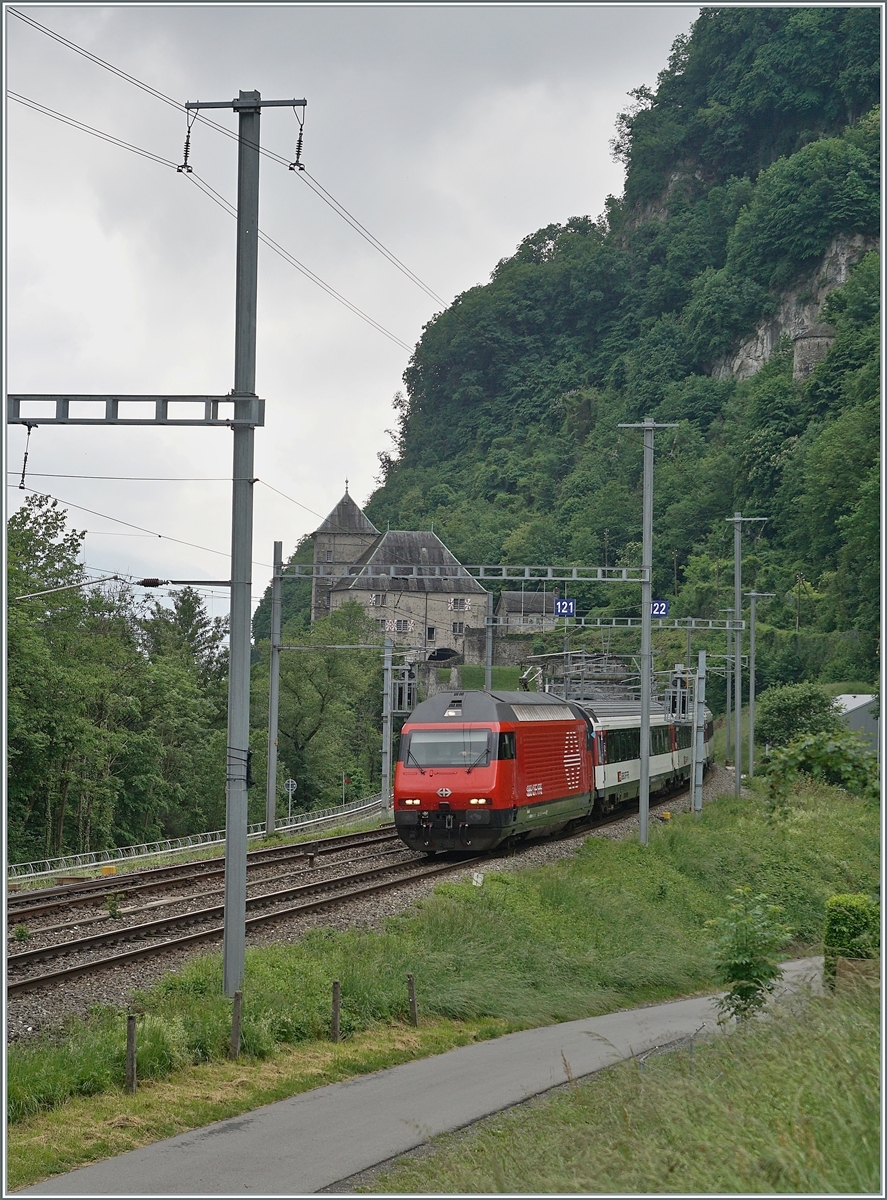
[8,793,385,881]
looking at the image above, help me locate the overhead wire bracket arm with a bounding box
[185,98,306,110]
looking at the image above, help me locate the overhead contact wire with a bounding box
[16,487,272,569]
[186,173,412,350]
[9,6,446,305]
[8,94,412,351]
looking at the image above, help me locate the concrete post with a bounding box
[747,591,774,777]
[618,417,676,847]
[265,540,283,836]
[381,638,393,816]
[733,511,742,796]
[693,649,706,817]
[223,92,261,998]
[638,419,654,847]
[484,590,494,692]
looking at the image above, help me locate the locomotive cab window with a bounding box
[400,729,492,769]
[497,732,516,759]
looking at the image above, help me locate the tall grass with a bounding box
[7,779,877,1124]
[367,979,880,1194]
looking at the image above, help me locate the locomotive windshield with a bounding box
[402,729,492,769]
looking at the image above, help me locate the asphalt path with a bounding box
[18,958,822,1197]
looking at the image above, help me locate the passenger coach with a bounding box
[393,690,713,852]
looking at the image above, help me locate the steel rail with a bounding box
[8,827,397,918]
[8,856,437,974]
[7,856,475,995]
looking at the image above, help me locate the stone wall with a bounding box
[463,628,538,667]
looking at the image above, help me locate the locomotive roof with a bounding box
[405,691,710,728]
[405,690,576,725]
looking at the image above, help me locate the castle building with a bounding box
[310,490,487,661]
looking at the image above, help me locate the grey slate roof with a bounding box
[332,530,487,595]
[313,492,380,537]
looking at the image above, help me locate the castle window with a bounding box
[427,626,435,640]
[452,621,465,635]
[369,593,385,607]
[381,619,415,634]
[325,549,333,562]
[448,597,470,611]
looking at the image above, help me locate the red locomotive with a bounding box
[393,690,713,852]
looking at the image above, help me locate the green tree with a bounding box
[261,603,382,811]
[7,497,232,858]
[755,683,841,749]
[707,887,793,1021]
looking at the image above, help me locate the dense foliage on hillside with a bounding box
[613,6,879,208]
[365,7,880,686]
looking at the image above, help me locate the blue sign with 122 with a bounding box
[651,600,670,617]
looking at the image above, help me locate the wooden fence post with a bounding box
[331,980,341,1042]
[125,1014,137,1094]
[407,973,418,1027]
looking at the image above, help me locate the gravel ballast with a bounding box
[6,767,734,1043]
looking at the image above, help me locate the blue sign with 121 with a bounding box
[554,598,577,617]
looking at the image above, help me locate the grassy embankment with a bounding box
[366,977,879,1195]
[7,778,878,1190]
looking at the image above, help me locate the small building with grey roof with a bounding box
[495,589,560,630]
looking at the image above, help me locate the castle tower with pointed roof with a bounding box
[310,486,380,621]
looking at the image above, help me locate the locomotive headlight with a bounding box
[469,798,489,805]
[402,798,421,806]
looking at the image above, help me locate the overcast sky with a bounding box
[5,3,698,620]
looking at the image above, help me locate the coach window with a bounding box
[497,732,516,759]
[608,728,640,762]
[651,726,670,756]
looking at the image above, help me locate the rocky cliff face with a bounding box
[712,233,880,382]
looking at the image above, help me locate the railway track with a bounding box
[7,853,477,996]
[7,782,694,998]
[7,826,400,924]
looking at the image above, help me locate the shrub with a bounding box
[766,727,880,807]
[756,683,841,749]
[823,892,880,984]
[707,887,793,1021]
